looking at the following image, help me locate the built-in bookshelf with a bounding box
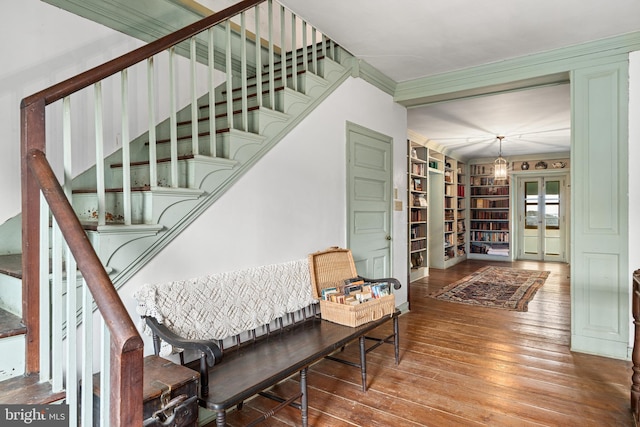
[408,141,428,281]
[428,155,467,269]
[468,162,511,259]
[443,158,456,263]
[456,161,467,258]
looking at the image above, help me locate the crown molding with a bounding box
[346,57,397,96]
[395,31,640,107]
[407,129,447,154]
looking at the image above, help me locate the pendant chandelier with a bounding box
[494,136,507,180]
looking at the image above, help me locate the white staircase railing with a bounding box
[20,0,342,425]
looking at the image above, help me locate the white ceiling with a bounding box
[277,0,640,159]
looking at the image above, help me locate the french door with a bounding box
[517,175,567,262]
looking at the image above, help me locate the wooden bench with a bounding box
[134,252,401,426]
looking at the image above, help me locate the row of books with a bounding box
[411,240,427,251]
[472,198,509,209]
[411,210,426,222]
[470,221,509,231]
[471,211,509,220]
[321,279,391,306]
[470,176,509,186]
[411,162,426,176]
[470,165,511,177]
[471,186,509,196]
[470,231,510,242]
[410,224,425,239]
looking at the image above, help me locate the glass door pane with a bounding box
[544,180,561,256]
[524,180,540,255]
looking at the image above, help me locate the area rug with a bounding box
[429,266,550,311]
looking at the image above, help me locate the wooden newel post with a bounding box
[631,270,640,421]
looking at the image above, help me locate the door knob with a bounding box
[386,235,391,240]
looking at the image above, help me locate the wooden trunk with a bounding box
[94,355,199,426]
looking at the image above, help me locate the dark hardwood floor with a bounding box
[216,259,634,426]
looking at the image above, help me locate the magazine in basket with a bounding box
[308,247,396,327]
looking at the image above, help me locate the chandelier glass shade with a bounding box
[494,136,507,180]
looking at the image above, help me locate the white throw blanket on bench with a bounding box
[134,259,318,350]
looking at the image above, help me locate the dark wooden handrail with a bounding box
[21,0,263,109]
[26,148,144,425]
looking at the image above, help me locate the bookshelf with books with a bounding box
[429,155,467,269]
[456,161,467,259]
[468,162,511,260]
[408,141,429,281]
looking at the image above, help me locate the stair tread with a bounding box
[0,254,22,279]
[0,307,26,339]
[73,185,153,193]
[109,154,196,169]
[0,374,65,405]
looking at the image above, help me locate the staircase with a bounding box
[70,45,348,287]
[0,0,353,424]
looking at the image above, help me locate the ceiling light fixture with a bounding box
[494,136,507,180]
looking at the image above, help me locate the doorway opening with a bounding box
[515,174,568,262]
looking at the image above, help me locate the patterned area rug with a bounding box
[429,266,550,311]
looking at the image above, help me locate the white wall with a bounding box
[120,76,409,354]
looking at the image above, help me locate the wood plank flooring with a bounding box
[217,259,634,426]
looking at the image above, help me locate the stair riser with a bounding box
[0,335,25,382]
[109,158,209,190]
[0,274,21,317]
[74,191,162,225]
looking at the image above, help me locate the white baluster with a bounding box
[291,12,297,91]
[190,37,199,157]
[121,69,132,224]
[302,21,307,73]
[225,21,233,130]
[51,219,63,392]
[280,5,287,90]
[38,192,50,382]
[65,247,78,425]
[322,35,328,62]
[147,58,158,187]
[312,27,317,75]
[81,278,93,426]
[99,320,110,427]
[241,12,248,132]
[94,83,106,225]
[169,47,179,187]
[208,28,217,157]
[268,0,275,108]
[255,5,262,107]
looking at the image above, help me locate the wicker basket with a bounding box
[308,247,396,327]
